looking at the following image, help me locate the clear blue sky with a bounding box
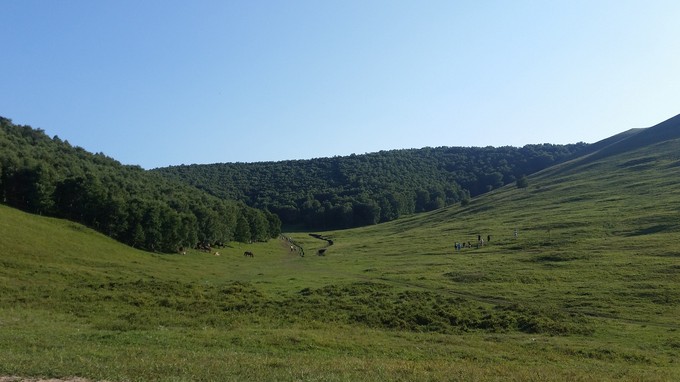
[2,1,679,169]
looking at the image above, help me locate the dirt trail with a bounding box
[309,233,334,247]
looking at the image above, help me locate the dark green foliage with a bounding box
[264,209,282,238]
[0,117,274,251]
[154,143,588,229]
[234,212,252,243]
[516,174,529,188]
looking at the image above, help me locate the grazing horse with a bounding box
[243,251,254,257]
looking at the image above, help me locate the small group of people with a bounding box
[281,235,305,257]
[454,242,472,251]
[454,234,491,252]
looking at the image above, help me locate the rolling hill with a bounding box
[1,115,679,381]
[153,142,589,230]
[0,117,281,252]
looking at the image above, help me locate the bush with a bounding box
[517,175,529,189]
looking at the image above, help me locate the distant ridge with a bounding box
[543,113,680,175]
[582,128,645,155]
[597,114,680,157]
[590,113,680,159]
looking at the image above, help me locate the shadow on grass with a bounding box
[625,224,678,237]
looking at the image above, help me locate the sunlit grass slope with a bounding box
[313,129,680,376]
[2,121,680,381]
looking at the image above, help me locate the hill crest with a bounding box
[154,143,590,230]
[540,113,680,176]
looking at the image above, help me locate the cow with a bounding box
[244,251,254,257]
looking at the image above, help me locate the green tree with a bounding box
[353,201,381,226]
[159,206,182,252]
[517,175,529,189]
[246,209,270,242]
[234,212,251,243]
[179,213,198,248]
[264,209,282,238]
[415,189,430,212]
[141,202,163,251]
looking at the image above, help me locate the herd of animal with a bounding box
[178,242,257,258]
[181,234,333,258]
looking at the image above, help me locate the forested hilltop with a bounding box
[155,142,589,229]
[0,117,280,252]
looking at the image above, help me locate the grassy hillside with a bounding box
[2,126,679,380]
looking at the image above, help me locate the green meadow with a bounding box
[2,136,680,381]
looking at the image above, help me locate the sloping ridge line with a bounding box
[539,113,680,177]
[588,113,680,161]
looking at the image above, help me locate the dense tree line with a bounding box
[154,142,589,230]
[0,117,280,252]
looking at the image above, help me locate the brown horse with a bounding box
[243,251,254,257]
